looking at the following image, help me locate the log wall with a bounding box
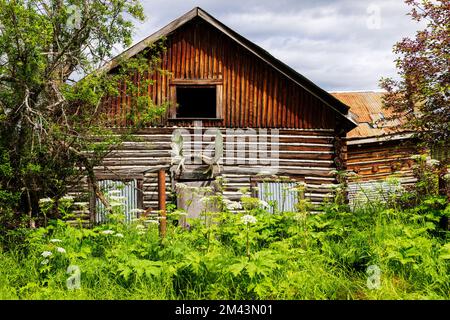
[69,128,340,211]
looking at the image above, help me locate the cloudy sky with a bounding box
[124,0,424,91]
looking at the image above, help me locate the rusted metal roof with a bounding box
[330,91,404,139]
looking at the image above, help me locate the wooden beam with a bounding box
[170,79,223,85]
[158,168,167,239]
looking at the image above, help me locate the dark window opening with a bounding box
[176,86,216,118]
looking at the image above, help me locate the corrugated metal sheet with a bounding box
[330,92,404,139]
[96,180,138,223]
[257,182,298,213]
[348,180,405,208]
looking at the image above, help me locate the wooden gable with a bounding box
[102,8,356,131]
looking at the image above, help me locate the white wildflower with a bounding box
[130,208,145,214]
[50,239,62,243]
[110,202,126,208]
[56,247,66,254]
[110,196,126,201]
[427,159,440,166]
[108,190,122,195]
[39,198,53,204]
[41,259,49,265]
[175,183,188,190]
[136,224,145,230]
[101,230,115,235]
[224,199,242,211]
[74,202,89,207]
[61,195,74,201]
[241,214,257,225]
[114,233,124,238]
[259,200,270,208]
[138,231,146,235]
[147,220,159,225]
[41,251,52,258]
[200,196,212,204]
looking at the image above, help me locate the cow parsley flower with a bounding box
[147,220,159,225]
[175,183,188,190]
[74,202,89,207]
[259,200,269,209]
[41,251,52,258]
[41,259,49,265]
[110,201,126,208]
[39,198,53,204]
[136,224,145,230]
[427,159,440,167]
[61,195,74,201]
[50,239,62,243]
[56,247,66,254]
[241,214,257,225]
[110,196,126,201]
[130,208,145,214]
[114,233,124,238]
[224,199,242,211]
[101,230,115,235]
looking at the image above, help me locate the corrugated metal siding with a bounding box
[257,182,298,213]
[96,180,138,223]
[348,180,405,208]
[102,18,336,129]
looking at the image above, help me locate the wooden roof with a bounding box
[102,7,357,131]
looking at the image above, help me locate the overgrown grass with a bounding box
[0,194,449,300]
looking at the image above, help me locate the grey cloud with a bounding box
[127,0,424,91]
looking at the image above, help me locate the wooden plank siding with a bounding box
[68,128,339,210]
[346,139,418,183]
[102,17,337,130]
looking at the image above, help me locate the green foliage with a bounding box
[0,188,449,300]
[0,0,167,230]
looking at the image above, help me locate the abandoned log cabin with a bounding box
[330,91,420,204]
[73,7,367,222]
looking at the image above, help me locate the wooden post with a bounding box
[158,168,167,239]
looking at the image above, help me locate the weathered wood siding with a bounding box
[346,139,417,183]
[103,17,337,130]
[70,128,339,210]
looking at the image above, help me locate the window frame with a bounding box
[169,79,223,120]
